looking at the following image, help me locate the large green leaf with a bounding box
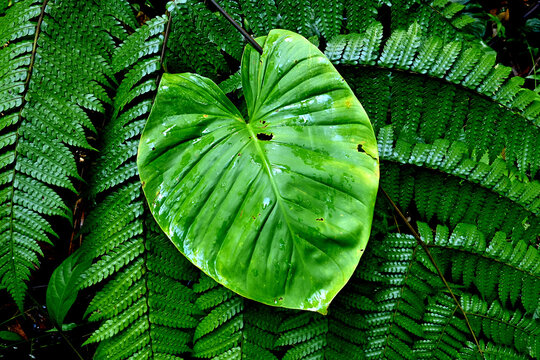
[138,29,379,314]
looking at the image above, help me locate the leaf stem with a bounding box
[27,294,85,360]
[381,187,484,358]
[57,330,85,360]
[208,0,263,54]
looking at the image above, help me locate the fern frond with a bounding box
[339,34,365,65]
[439,2,464,18]
[85,258,145,318]
[344,0,380,33]
[195,286,235,311]
[418,292,539,359]
[390,0,469,41]
[192,277,287,358]
[74,10,199,359]
[341,68,390,132]
[379,131,540,215]
[380,162,540,243]
[192,1,244,60]
[419,222,540,311]
[99,0,138,30]
[461,51,496,88]
[277,0,312,37]
[239,0,278,37]
[112,15,165,73]
[283,336,326,360]
[314,0,344,40]
[279,312,318,333]
[396,22,422,69]
[431,40,462,77]
[411,36,443,73]
[378,29,407,68]
[324,35,348,63]
[326,22,383,66]
[218,70,241,94]
[193,330,242,358]
[495,76,525,105]
[445,46,482,83]
[335,25,540,176]
[166,0,227,78]
[0,0,114,308]
[276,319,328,346]
[194,296,244,340]
[341,23,540,132]
[83,219,198,359]
[192,303,244,358]
[363,247,435,358]
[85,297,148,345]
[451,14,476,29]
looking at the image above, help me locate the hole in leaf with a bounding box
[357,144,365,153]
[257,133,273,141]
[316,218,324,222]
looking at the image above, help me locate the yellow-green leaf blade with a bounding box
[138,29,379,314]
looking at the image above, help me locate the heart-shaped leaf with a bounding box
[138,29,379,314]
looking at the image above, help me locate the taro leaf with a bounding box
[46,252,90,327]
[138,29,379,314]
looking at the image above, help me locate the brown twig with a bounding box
[381,187,483,357]
[153,8,173,89]
[208,0,263,54]
[159,10,173,67]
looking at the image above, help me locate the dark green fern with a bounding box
[72,13,202,359]
[331,23,540,178]
[78,2,539,359]
[192,275,283,359]
[165,0,229,78]
[5,0,532,359]
[0,0,116,309]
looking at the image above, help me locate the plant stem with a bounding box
[0,312,24,327]
[381,187,484,357]
[27,294,85,360]
[57,330,85,360]
[208,0,263,54]
[160,10,173,68]
[153,9,173,92]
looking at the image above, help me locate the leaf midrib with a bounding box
[244,123,298,255]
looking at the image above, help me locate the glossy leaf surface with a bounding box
[46,252,91,327]
[138,29,379,313]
